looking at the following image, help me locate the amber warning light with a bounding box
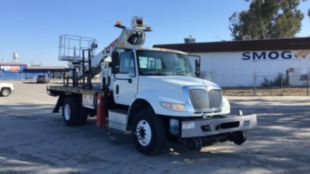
[116,20,121,26]
[115,20,126,29]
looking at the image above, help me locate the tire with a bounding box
[79,107,88,124]
[132,107,166,155]
[88,110,97,117]
[232,131,247,145]
[62,97,81,126]
[1,88,11,97]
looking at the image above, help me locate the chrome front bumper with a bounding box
[181,114,257,138]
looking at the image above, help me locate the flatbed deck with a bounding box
[47,85,105,96]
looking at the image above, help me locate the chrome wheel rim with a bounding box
[136,120,152,147]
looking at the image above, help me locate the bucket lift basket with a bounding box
[59,34,97,62]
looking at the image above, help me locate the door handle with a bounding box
[128,79,132,83]
[116,85,119,94]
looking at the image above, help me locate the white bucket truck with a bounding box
[48,17,257,155]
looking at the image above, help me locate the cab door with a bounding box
[113,51,138,105]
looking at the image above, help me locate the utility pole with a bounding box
[258,0,266,39]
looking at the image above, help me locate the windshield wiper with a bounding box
[143,72,168,76]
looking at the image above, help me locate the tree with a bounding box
[229,0,304,40]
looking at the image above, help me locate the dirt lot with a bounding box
[0,81,310,174]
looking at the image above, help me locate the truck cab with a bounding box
[109,48,228,117]
[98,47,256,155]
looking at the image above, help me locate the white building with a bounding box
[155,37,310,87]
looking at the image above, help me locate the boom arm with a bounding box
[78,16,151,81]
[92,16,151,67]
[57,17,151,85]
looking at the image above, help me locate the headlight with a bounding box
[221,97,231,114]
[160,102,186,112]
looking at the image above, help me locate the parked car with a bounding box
[0,82,14,97]
[36,75,49,83]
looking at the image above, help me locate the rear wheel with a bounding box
[132,107,166,155]
[79,107,89,124]
[88,110,97,117]
[1,88,11,97]
[62,97,81,126]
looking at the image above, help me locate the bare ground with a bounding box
[224,87,310,96]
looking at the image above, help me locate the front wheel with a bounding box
[231,131,247,145]
[132,107,166,155]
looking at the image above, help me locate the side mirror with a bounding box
[111,51,120,74]
[195,59,200,77]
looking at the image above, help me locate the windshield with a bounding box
[137,50,194,76]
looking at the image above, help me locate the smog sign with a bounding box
[241,50,310,61]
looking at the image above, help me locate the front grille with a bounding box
[208,89,223,108]
[189,89,209,110]
[189,89,222,111]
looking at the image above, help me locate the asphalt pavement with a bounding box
[0,81,309,174]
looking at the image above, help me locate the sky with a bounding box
[0,0,309,66]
